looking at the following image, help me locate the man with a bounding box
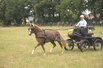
[76,15,87,28]
[74,15,88,35]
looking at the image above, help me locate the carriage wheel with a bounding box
[93,38,103,51]
[79,40,90,52]
[66,39,74,50]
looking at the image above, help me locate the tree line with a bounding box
[0,0,103,26]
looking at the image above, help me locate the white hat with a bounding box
[80,15,84,17]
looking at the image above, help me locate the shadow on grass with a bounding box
[29,47,103,57]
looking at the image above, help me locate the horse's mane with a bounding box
[32,24,42,30]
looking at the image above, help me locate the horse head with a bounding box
[28,24,34,36]
[28,24,41,36]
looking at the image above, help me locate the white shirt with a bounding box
[76,19,87,28]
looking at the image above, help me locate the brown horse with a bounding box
[28,24,68,55]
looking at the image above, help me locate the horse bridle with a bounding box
[28,27,35,35]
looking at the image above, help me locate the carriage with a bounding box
[28,24,103,55]
[66,27,103,52]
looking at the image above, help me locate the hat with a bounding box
[80,15,84,17]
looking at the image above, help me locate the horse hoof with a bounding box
[50,48,53,53]
[43,53,46,56]
[61,49,64,54]
[32,50,34,55]
[61,52,64,54]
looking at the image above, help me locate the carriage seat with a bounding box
[71,27,93,37]
[80,27,94,37]
[83,33,94,37]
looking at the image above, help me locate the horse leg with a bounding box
[41,45,46,56]
[32,43,40,55]
[58,41,64,54]
[88,45,90,49]
[50,41,56,52]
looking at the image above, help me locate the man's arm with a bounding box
[75,21,80,27]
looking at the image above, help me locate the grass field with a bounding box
[0,26,103,68]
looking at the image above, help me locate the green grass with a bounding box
[0,26,103,68]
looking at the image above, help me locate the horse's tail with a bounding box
[59,36,68,51]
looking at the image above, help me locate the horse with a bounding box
[28,24,68,55]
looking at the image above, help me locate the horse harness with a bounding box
[36,29,47,39]
[36,29,67,42]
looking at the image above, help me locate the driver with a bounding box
[74,15,88,35]
[76,15,87,28]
